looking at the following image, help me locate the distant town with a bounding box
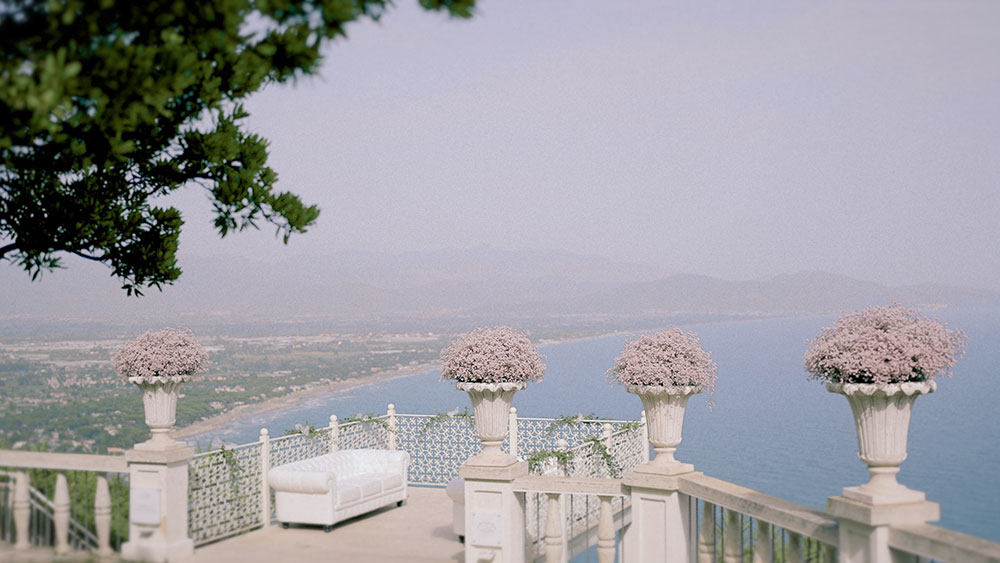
[0,330,454,453]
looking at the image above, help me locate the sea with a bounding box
[188,309,1000,543]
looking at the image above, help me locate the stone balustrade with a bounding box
[0,450,128,557]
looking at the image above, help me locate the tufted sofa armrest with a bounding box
[268,467,334,494]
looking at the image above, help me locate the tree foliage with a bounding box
[0,0,474,294]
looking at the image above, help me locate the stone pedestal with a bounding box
[121,444,195,563]
[622,470,699,563]
[459,460,529,563]
[827,495,939,563]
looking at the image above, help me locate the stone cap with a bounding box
[826,495,940,527]
[459,460,528,481]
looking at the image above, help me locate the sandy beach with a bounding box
[173,362,440,439]
[171,330,619,441]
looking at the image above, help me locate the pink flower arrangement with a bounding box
[440,326,546,384]
[608,328,717,390]
[803,304,965,385]
[114,328,208,383]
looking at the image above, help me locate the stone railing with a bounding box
[0,450,129,557]
[518,423,647,561]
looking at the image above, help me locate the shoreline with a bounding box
[173,362,440,439]
[172,330,620,441]
[172,321,759,441]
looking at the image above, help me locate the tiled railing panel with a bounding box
[188,442,263,546]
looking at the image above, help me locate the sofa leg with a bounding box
[397,500,404,507]
[323,525,333,533]
[459,535,465,544]
[281,523,289,529]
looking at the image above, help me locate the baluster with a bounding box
[787,531,804,563]
[822,542,836,562]
[94,474,112,556]
[698,501,715,563]
[544,492,563,562]
[329,414,339,453]
[54,473,69,555]
[509,407,518,460]
[596,495,615,563]
[640,411,650,463]
[13,471,29,550]
[723,508,741,563]
[260,428,271,527]
[387,404,397,450]
[753,520,772,563]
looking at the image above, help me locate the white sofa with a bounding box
[268,449,410,531]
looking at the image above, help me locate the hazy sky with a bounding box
[47,1,1000,291]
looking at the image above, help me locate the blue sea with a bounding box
[191,310,1000,542]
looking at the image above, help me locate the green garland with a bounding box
[582,437,622,478]
[341,412,394,433]
[527,449,575,474]
[420,408,474,437]
[283,422,324,438]
[545,413,609,436]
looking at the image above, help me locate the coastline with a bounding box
[173,362,440,439]
[172,330,620,441]
[172,323,751,441]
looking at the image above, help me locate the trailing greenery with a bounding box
[527,449,575,475]
[283,422,324,438]
[582,436,621,478]
[545,413,608,436]
[341,412,393,433]
[419,408,473,437]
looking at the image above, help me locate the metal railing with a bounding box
[184,406,647,546]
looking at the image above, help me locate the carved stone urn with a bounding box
[457,381,526,466]
[627,384,702,475]
[131,377,187,450]
[828,380,936,504]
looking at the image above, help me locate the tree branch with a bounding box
[0,243,17,259]
[69,249,106,262]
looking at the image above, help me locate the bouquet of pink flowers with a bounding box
[804,304,965,385]
[440,326,545,384]
[114,328,208,383]
[608,328,717,390]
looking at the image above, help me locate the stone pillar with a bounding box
[622,470,698,563]
[121,443,195,563]
[459,460,529,563]
[826,494,938,563]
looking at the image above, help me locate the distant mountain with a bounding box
[2,247,997,326]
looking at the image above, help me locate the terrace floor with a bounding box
[180,486,463,563]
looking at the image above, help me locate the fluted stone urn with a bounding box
[132,378,187,450]
[628,384,702,475]
[458,381,526,466]
[440,326,545,467]
[115,328,207,452]
[828,380,936,504]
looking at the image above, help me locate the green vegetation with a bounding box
[0,0,475,294]
[0,331,449,452]
[527,449,575,475]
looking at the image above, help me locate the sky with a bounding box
[13,0,1000,297]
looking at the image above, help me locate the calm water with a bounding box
[192,310,1000,542]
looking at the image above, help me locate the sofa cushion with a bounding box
[376,472,403,491]
[355,477,382,498]
[336,482,362,505]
